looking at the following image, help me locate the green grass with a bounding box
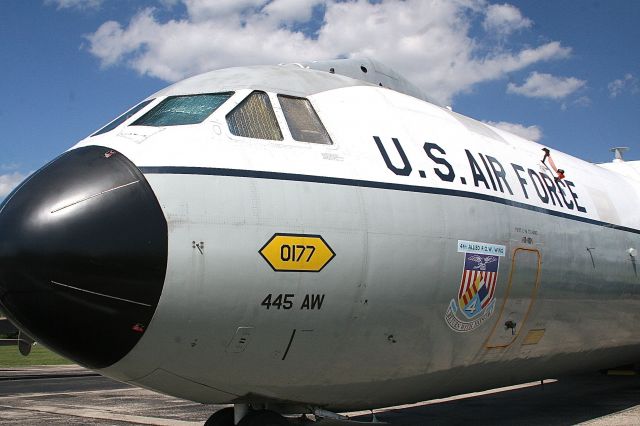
[0,344,74,367]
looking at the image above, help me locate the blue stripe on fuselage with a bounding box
[139,166,640,235]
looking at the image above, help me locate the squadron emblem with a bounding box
[445,241,504,332]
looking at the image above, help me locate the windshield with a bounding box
[131,93,233,127]
[91,99,154,137]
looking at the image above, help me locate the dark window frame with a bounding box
[277,94,333,145]
[91,99,155,137]
[225,91,284,141]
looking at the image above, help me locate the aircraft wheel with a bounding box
[204,407,234,426]
[237,409,290,426]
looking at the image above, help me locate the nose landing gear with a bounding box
[204,405,290,426]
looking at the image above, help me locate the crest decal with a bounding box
[445,241,505,332]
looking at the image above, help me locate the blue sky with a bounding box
[1,0,638,200]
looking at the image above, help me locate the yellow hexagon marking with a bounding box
[259,233,335,272]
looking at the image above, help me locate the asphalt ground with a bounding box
[1,366,640,425]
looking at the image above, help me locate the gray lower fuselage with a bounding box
[105,170,640,411]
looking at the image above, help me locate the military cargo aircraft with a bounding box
[0,58,638,425]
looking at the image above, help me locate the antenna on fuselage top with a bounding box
[610,147,629,162]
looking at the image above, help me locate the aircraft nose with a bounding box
[0,146,167,369]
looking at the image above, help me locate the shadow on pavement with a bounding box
[347,373,640,425]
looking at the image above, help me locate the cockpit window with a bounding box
[226,91,283,141]
[131,93,233,127]
[91,99,154,137]
[277,95,333,145]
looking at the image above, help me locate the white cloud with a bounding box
[45,0,104,10]
[182,0,266,22]
[0,163,20,171]
[572,95,591,107]
[85,0,572,105]
[263,0,325,25]
[483,3,532,35]
[560,95,591,111]
[0,172,27,199]
[485,121,542,142]
[507,72,585,100]
[608,73,639,98]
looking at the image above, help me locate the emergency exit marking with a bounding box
[259,233,335,272]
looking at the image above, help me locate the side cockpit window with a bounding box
[226,91,283,141]
[132,93,233,127]
[91,99,154,137]
[278,95,333,145]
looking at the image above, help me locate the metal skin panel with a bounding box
[5,64,639,411]
[486,249,541,348]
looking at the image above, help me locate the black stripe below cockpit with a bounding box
[139,166,640,235]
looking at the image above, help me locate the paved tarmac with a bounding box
[1,366,640,425]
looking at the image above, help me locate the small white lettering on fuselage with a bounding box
[457,240,506,257]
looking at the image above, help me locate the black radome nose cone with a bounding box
[0,146,167,369]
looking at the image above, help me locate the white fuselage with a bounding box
[69,65,640,411]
